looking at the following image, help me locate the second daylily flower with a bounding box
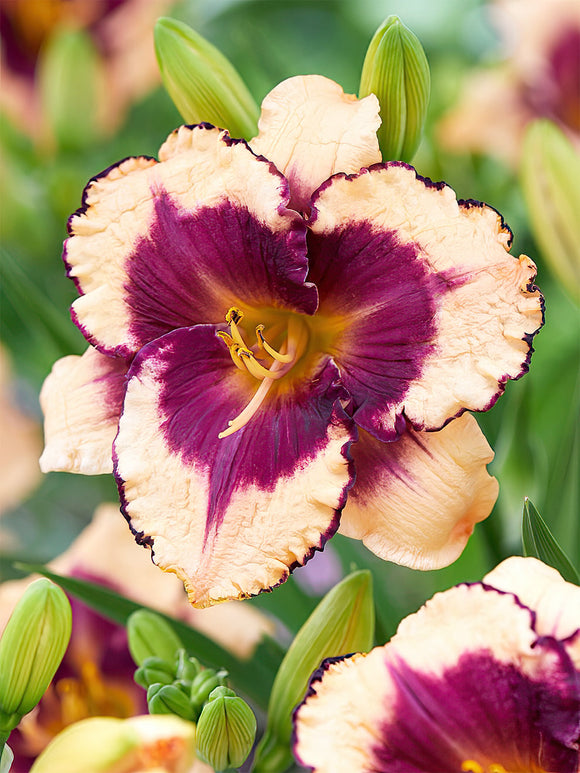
[40,75,543,606]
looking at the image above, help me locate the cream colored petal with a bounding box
[311,164,543,432]
[294,650,390,772]
[250,75,381,210]
[339,414,498,569]
[484,555,580,667]
[39,347,127,475]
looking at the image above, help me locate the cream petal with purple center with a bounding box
[308,163,544,437]
[65,125,315,359]
[339,413,498,570]
[250,75,382,212]
[114,325,355,607]
[39,347,127,475]
[294,583,580,773]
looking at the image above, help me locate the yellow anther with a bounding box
[225,307,246,347]
[256,324,294,363]
[461,763,484,773]
[225,307,243,325]
[216,331,246,370]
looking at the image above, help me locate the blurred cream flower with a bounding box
[0,0,174,141]
[29,714,211,773]
[439,0,580,165]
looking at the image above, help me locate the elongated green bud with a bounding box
[196,687,257,772]
[359,15,430,162]
[254,570,374,772]
[154,17,260,140]
[147,683,196,722]
[38,27,100,151]
[0,579,71,735]
[520,119,580,303]
[127,609,183,667]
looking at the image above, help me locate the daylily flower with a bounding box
[438,0,580,165]
[29,714,210,773]
[293,556,580,772]
[0,0,174,141]
[40,75,543,607]
[0,504,271,771]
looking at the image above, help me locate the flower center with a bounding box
[217,306,309,438]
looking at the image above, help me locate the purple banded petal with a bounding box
[308,163,544,437]
[339,413,498,569]
[65,125,315,359]
[294,583,580,773]
[250,75,381,212]
[485,556,580,668]
[114,325,355,607]
[39,347,127,474]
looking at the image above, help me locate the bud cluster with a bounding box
[135,649,228,723]
[127,610,256,771]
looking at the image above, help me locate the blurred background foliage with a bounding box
[1,0,578,646]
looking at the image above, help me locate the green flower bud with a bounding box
[38,27,100,151]
[147,683,196,722]
[190,668,228,716]
[127,609,183,667]
[359,15,430,163]
[520,119,580,303]
[0,579,71,734]
[134,656,175,689]
[254,570,374,772]
[154,17,260,140]
[29,715,196,773]
[196,687,257,772]
[175,650,201,683]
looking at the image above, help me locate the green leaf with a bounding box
[521,499,580,584]
[15,564,283,709]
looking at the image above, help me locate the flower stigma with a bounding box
[217,307,309,438]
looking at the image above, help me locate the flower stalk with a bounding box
[253,570,375,772]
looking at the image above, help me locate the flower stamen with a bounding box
[217,310,309,438]
[255,324,294,363]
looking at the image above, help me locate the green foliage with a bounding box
[522,499,580,584]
